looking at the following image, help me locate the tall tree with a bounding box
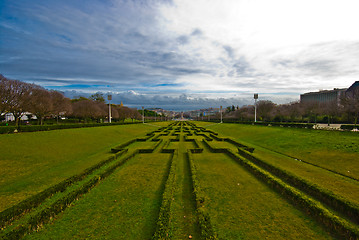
[0,77,40,127]
[29,88,52,125]
[50,90,72,123]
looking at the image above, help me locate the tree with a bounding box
[50,90,72,123]
[0,76,40,127]
[257,100,275,121]
[71,99,106,122]
[0,74,8,115]
[29,88,52,125]
[90,93,105,103]
[340,88,359,126]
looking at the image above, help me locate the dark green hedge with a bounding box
[187,151,218,239]
[227,149,359,239]
[0,122,141,134]
[236,147,359,225]
[153,151,178,239]
[341,125,359,130]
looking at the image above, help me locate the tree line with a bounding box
[220,92,359,125]
[0,75,143,126]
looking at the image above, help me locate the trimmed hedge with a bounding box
[0,152,125,229]
[236,147,359,225]
[341,125,359,131]
[226,149,359,239]
[187,151,218,239]
[2,150,138,239]
[153,151,178,239]
[0,122,141,134]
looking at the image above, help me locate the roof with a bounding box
[346,81,359,92]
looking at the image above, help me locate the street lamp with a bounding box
[254,93,258,122]
[142,106,145,124]
[220,106,223,123]
[108,95,112,123]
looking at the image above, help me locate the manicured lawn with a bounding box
[0,124,158,211]
[194,152,333,239]
[206,123,359,179]
[24,153,171,240]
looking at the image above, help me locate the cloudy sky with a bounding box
[1,0,359,110]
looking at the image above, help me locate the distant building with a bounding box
[300,81,359,104]
[300,88,347,104]
[345,81,359,98]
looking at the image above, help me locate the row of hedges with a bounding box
[204,119,316,129]
[225,149,359,239]
[341,125,359,130]
[2,150,138,239]
[187,151,218,239]
[236,147,359,225]
[0,122,141,134]
[0,150,128,229]
[153,151,178,239]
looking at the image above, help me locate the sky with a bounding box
[1,0,359,110]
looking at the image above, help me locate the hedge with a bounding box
[0,122,141,134]
[236,147,359,225]
[153,151,178,239]
[341,125,359,131]
[0,152,123,229]
[187,151,218,239]
[226,149,359,239]
[1,150,139,239]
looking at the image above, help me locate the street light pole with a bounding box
[142,106,145,124]
[220,105,223,123]
[108,95,112,123]
[254,93,258,123]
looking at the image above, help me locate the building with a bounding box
[345,81,359,98]
[300,88,347,104]
[300,81,359,104]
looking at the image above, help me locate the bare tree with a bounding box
[0,76,40,127]
[50,90,72,123]
[257,100,276,121]
[71,99,106,122]
[341,88,359,126]
[29,88,53,125]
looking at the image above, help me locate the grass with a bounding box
[205,123,359,179]
[2,121,358,239]
[24,153,171,239]
[0,124,158,211]
[193,151,334,239]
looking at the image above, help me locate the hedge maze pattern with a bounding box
[1,121,358,239]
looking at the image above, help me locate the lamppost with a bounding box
[220,105,223,123]
[254,93,258,122]
[142,106,145,124]
[108,95,112,123]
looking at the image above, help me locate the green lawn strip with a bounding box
[0,150,138,239]
[224,149,359,239]
[187,151,218,239]
[0,149,127,229]
[203,129,359,225]
[242,146,359,221]
[153,150,177,239]
[206,123,359,179]
[24,153,171,240]
[169,134,200,239]
[193,152,334,240]
[0,124,158,211]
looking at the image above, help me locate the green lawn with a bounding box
[0,124,158,211]
[24,153,171,240]
[205,123,359,179]
[194,152,333,239]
